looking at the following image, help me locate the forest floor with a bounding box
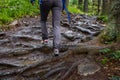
[0,14,120,80]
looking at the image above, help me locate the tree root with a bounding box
[0,48,33,57]
[42,67,66,79]
[0,44,109,77]
[22,61,65,77]
[68,44,108,55]
[59,61,81,80]
[0,51,69,77]
[0,62,21,67]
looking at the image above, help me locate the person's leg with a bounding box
[40,1,51,41]
[52,0,62,55]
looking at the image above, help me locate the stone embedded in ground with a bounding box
[77,22,83,25]
[61,31,76,41]
[9,20,18,26]
[75,33,84,39]
[78,63,100,76]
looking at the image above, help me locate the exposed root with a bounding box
[0,62,20,67]
[42,67,66,79]
[22,61,65,77]
[59,61,81,80]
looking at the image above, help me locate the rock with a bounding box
[62,31,85,41]
[78,60,100,76]
[75,33,84,39]
[9,20,18,26]
[77,22,83,25]
[61,31,76,41]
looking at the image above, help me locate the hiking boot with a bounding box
[41,39,48,46]
[54,49,59,57]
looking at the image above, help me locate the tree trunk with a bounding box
[111,0,120,41]
[66,0,69,7]
[102,0,110,15]
[98,0,102,14]
[83,0,89,13]
[78,0,83,8]
[115,17,120,40]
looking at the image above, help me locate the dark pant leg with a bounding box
[40,1,51,40]
[52,0,62,49]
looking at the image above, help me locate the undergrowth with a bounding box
[99,48,120,65]
[0,0,39,25]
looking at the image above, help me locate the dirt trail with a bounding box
[0,14,108,80]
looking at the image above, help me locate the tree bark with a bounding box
[102,0,110,15]
[98,0,102,14]
[83,0,89,13]
[78,0,83,8]
[111,0,120,41]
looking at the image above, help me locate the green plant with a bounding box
[97,15,109,22]
[99,48,111,54]
[110,76,120,80]
[68,5,83,14]
[110,50,120,59]
[70,0,78,5]
[101,23,117,44]
[0,0,39,25]
[101,57,109,65]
